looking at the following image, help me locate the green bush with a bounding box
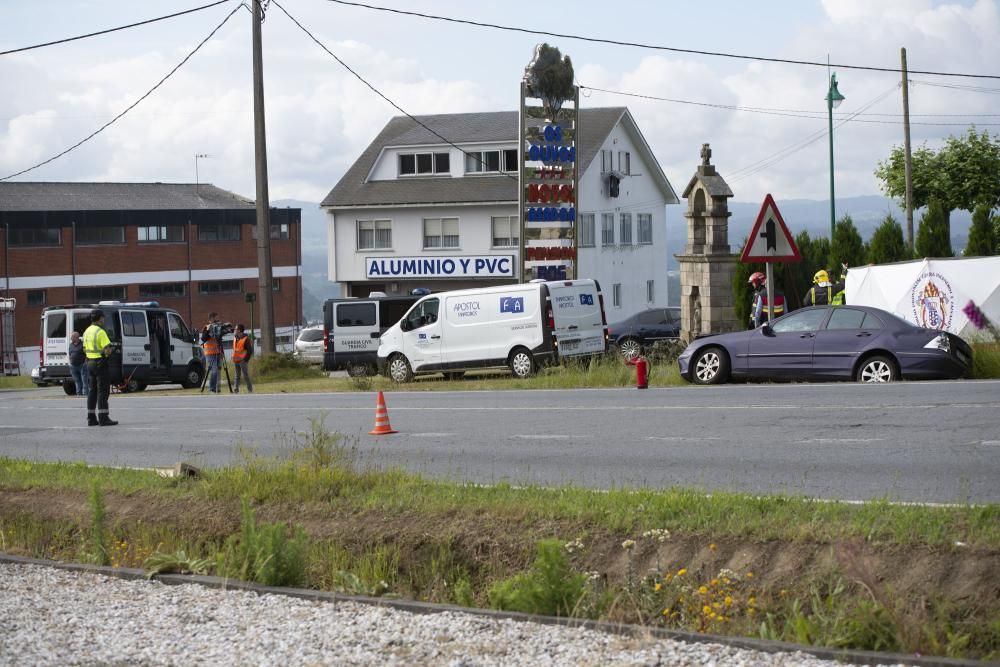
[488,539,587,617]
[216,496,308,587]
[250,352,324,382]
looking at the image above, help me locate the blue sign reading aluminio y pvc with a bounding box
[366,255,514,279]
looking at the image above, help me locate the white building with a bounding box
[321,107,679,318]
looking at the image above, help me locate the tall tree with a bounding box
[829,215,866,270]
[964,204,997,257]
[915,199,953,258]
[866,214,910,264]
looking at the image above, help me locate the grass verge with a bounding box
[1,422,998,660]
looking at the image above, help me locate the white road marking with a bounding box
[647,436,722,441]
[803,438,885,443]
[410,433,455,438]
[980,440,1000,446]
[511,434,570,440]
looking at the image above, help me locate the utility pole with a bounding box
[901,47,915,250]
[252,0,275,353]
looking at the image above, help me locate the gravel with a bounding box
[0,563,912,667]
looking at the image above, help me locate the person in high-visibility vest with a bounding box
[82,309,117,426]
[803,268,847,307]
[201,312,223,393]
[231,323,254,393]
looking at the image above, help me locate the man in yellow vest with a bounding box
[82,309,117,426]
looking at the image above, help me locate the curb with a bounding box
[0,553,990,667]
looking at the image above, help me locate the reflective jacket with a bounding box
[232,335,252,363]
[202,327,220,356]
[82,324,110,360]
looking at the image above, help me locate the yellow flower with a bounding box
[702,605,712,615]
[712,602,721,609]
[664,573,673,582]
[779,589,788,597]
[748,608,756,615]
[710,578,719,587]
[698,585,708,594]
[677,568,687,577]
[709,611,716,619]
[748,596,756,605]
[724,596,733,607]
[662,608,671,616]
[709,543,716,551]
[654,583,662,592]
[746,571,754,578]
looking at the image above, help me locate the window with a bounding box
[578,213,595,248]
[167,313,191,341]
[356,219,392,250]
[399,152,450,176]
[826,308,867,330]
[198,280,242,295]
[465,149,518,173]
[612,284,622,308]
[272,278,281,292]
[198,224,240,241]
[600,149,610,173]
[138,283,186,299]
[619,213,633,245]
[638,309,667,325]
[402,298,439,330]
[250,223,290,240]
[336,303,377,328]
[138,225,185,243]
[637,213,653,244]
[861,313,883,329]
[76,225,125,245]
[646,280,655,303]
[121,312,148,338]
[619,151,631,175]
[9,226,60,247]
[76,286,127,302]
[423,217,459,249]
[601,213,614,246]
[491,216,518,248]
[27,290,46,306]
[46,313,66,338]
[771,309,827,333]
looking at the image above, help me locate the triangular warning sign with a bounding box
[740,193,801,263]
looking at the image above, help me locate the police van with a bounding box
[376,279,607,382]
[322,293,420,376]
[34,302,205,394]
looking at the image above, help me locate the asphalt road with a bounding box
[1,380,998,503]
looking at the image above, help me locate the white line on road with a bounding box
[980,440,1000,446]
[410,433,455,438]
[802,438,885,443]
[511,434,570,440]
[646,436,722,441]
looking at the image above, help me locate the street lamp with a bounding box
[825,73,845,242]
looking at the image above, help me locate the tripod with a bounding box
[200,355,234,393]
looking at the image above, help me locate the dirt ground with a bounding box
[3,487,999,618]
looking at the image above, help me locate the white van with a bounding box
[376,280,607,382]
[33,302,204,394]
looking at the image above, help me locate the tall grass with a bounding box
[970,341,1000,379]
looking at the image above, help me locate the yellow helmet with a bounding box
[813,270,829,284]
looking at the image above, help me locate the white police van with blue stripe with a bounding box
[376,280,607,382]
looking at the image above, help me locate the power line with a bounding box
[580,85,1000,125]
[324,0,1000,81]
[912,80,1000,95]
[271,0,518,181]
[0,0,233,56]
[0,3,244,181]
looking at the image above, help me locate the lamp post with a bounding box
[825,72,845,241]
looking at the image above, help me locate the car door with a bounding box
[746,308,829,379]
[119,310,151,371]
[812,308,884,378]
[399,297,443,371]
[639,309,672,343]
[333,302,379,363]
[167,312,194,371]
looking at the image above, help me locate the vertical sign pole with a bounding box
[765,262,775,323]
[518,81,527,284]
[252,0,275,353]
[901,47,915,250]
[571,87,580,280]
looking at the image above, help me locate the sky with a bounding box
[1,0,998,207]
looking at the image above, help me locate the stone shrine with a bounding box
[676,144,739,339]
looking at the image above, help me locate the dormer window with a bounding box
[465,149,518,174]
[399,152,450,176]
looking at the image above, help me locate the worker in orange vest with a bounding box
[200,312,224,393]
[231,323,254,394]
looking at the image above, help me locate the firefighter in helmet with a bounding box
[803,268,847,307]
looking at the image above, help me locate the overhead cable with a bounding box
[0,0,233,56]
[324,0,1000,81]
[0,3,243,181]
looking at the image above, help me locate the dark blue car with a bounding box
[678,306,972,384]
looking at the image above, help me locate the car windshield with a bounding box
[298,329,324,342]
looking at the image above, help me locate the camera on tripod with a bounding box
[208,321,234,340]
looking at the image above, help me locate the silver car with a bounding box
[293,326,325,364]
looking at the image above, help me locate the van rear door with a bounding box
[332,301,380,366]
[119,310,151,368]
[42,310,69,368]
[547,280,607,358]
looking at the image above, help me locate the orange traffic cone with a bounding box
[368,390,398,435]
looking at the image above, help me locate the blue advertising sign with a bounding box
[500,296,525,314]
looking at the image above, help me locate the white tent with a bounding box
[846,257,1000,340]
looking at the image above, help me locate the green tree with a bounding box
[964,204,996,256]
[867,214,910,264]
[915,199,953,258]
[829,215,866,270]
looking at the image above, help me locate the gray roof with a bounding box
[322,107,643,209]
[0,182,255,212]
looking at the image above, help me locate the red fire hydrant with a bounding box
[626,356,648,389]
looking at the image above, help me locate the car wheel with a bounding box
[123,378,142,393]
[181,365,204,389]
[509,347,536,379]
[62,381,76,396]
[347,363,371,378]
[691,347,729,385]
[856,355,896,383]
[619,337,642,360]
[442,371,465,381]
[387,354,413,383]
